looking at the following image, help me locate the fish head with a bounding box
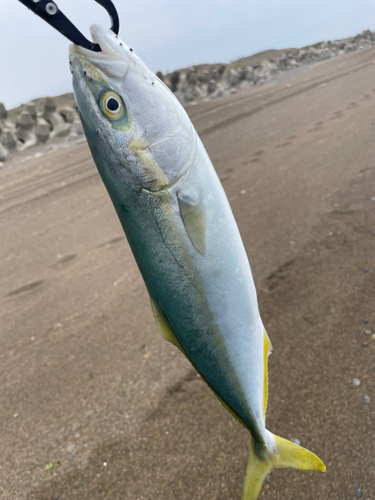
[69,25,197,194]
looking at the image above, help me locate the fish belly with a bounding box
[116,139,267,444]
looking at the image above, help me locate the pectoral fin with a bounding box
[177,192,206,256]
[150,298,184,353]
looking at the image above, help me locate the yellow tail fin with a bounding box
[242,433,325,500]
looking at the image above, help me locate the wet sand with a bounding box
[0,47,375,499]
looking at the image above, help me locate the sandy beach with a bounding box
[0,46,374,499]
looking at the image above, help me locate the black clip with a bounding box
[17,0,120,52]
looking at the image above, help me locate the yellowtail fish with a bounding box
[69,25,325,499]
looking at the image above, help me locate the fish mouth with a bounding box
[69,24,132,81]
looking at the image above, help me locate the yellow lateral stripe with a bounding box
[263,330,269,417]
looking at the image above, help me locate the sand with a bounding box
[0,46,374,499]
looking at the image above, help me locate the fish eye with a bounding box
[100,91,124,120]
[107,98,119,112]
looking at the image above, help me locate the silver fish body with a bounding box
[69,25,324,500]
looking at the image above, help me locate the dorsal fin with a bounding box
[263,329,273,418]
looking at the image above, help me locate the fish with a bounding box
[69,24,325,499]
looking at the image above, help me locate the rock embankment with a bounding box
[1,29,374,164]
[158,29,375,103]
[0,96,83,163]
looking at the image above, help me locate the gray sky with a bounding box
[0,0,374,109]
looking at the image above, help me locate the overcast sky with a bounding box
[0,0,374,109]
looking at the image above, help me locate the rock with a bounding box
[244,67,256,82]
[225,68,241,87]
[44,96,57,112]
[182,87,195,103]
[344,43,357,53]
[66,132,78,143]
[239,81,251,90]
[355,488,362,498]
[0,143,9,162]
[216,64,226,78]
[51,123,71,138]
[0,102,7,120]
[36,118,50,143]
[352,378,361,387]
[18,110,34,128]
[186,67,197,86]
[211,88,223,99]
[25,102,37,120]
[42,97,65,130]
[169,71,180,93]
[71,120,84,135]
[59,106,79,123]
[364,395,371,404]
[207,79,218,94]
[16,111,37,148]
[156,71,164,82]
[1,128,18,152]
[199,70,210,85]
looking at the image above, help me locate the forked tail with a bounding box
[242,432,326,500]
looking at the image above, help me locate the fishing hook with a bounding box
[17,0,120,52]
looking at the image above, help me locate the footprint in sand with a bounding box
[50,253,77,269]
[97,236,125,248]
[360,94,371,102]
[308,122,324,133]
[7,279,45,297]
[330,110,343,120]
[220,176,231,183]
[275,136,297,148]
[347,102,359,109]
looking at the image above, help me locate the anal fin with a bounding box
[150,298,184,353]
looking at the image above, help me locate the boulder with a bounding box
[25,102,37,120]
[0,102,7,120]
[344,43,357,53]
[71,120,84,135]
[36,118,50,143]
[225,68,241,87]
[0,143,9,162]
[217,64,226,78]
[207,79,218,94]
[244,67,256,82]
[59,106,79,123]
[169,71,180,93]
[182,87,195,103]
[211,87,223,99]
[16,111,37,148]
[186,67,197,86]
[156,71,164,82]
[42,96,65,130]
[51,122,71,138]
[66,132,79,143]
[1,128,18,152]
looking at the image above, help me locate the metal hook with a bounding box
[17,0,120,52]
